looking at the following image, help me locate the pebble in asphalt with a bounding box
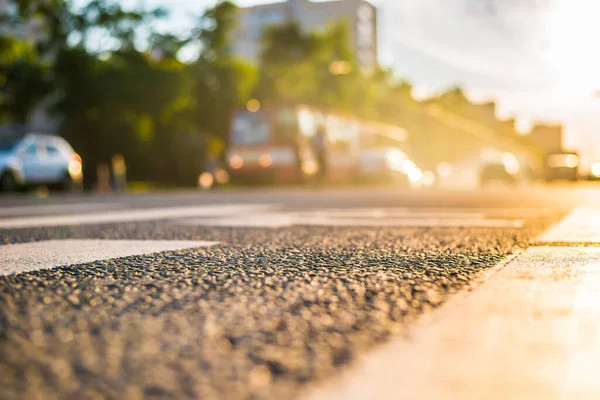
[0,216,558,400]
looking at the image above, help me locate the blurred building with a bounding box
[231,0,378,71]
[528,124,564,154]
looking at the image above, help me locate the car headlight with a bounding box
[592,162,600,177]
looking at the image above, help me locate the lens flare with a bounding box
[259,154,273,168]
[247,99,261,113]
[198,172,214,189]
[230,155,244,169]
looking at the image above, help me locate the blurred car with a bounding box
[0,133,83,192]
[588,161,600,181]
[358,147,423,186]
[545,152,579,181]
[479,151,537,187]
[479,162,519,187]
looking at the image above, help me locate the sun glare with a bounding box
[540,1,600,98]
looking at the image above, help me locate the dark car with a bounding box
[545,153,579,181]
[479,163,518,187]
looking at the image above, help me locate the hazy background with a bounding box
[125,0,600,163]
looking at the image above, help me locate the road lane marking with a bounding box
[0,202,121,217]
[300,208,488,219]
[538,206,600,244]
[305,246,600,400]
[0,239,218,276]
[180,208,523,228]
[185,213,297,228]
[411,207,552,218]
[0,204,272,229]
[304,206,600,399]
[0,203,531,230]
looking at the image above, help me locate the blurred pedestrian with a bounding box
[314,125,328,182]
[96,163,111,194]
[111,154,127,193]
[292,128,305,183]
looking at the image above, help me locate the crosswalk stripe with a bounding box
[305,208,600,400]
[180,208,523,229]
[298,208,487,219]
[0,239,218,276]
[0,204,271,229]
[0,203,532,230]
[0,202,121,217]
[306,246,600,400]
[408,208,552,217]
[299,218,522,228]
[538,206,600,243]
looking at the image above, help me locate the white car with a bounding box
[0,133,83,192]
[359,147,423,186]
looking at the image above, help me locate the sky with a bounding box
[128,0,600,165]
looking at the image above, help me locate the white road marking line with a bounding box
[299,218,522,228]
[182,213,296,228]
[0,239,218,276]
[0,202,121,217]
[306,246,600,400]
[300,208,487,219]
[181,208,523,228]
[411,207,552,218]
[305,207,600,400]
[538,206,600,243]
[183,216,520,228]
[0,204,272,229]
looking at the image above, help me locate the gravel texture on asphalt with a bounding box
[0,217,558,400]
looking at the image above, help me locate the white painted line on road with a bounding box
[181,208,523,229]
[0,204,273,229]
[538,206,600,243]
[0,202,120,217]
[0,239,218,276]
[306,246,600,400]
[414,207,553,218]
[294,212,521,227]
[301,218,522,228]
[300,208,487,219]
[184,216,521,228]
[307,208,551,219]
[4,203,527,230]
[182,213,296,228]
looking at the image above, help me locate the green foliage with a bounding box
[186,0,257,154]
[1,0,531,186]
[0,35,52,123]
[0,0,256,186]
[255,22,362,112]
[194,1,238,62]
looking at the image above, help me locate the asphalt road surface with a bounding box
[0,185,595,399]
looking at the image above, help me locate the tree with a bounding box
[0,36,52,123]
[188,1,257,147]
[2,0,255,186]
[194,0,238,63]
[2,0,537,186]
[255,21,364,112]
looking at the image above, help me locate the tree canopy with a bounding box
[0,0,532,186]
